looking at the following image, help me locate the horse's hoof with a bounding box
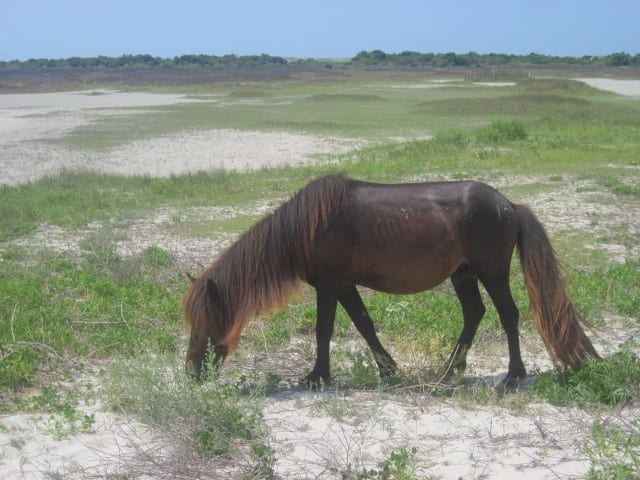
[379,365,399,378]
[495,373,526,394]
[300,372,330,390]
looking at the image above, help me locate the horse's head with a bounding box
[183,274,229,381]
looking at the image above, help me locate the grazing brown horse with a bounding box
[182,174,599,387]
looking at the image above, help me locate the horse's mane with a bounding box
[182,174,351,354]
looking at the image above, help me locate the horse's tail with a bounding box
[514,204,599,368]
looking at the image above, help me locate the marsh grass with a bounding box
[2,92,639,242]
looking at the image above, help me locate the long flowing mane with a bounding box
[182,174,351,354]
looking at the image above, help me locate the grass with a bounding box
[0,245,182,390]
[330,446,423,480]
[1,71,639,477]
[533,351,640,407]
[102,355,272,476]
[41,76,640,150]
[586,416,640,479]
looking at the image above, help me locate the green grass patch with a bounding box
[533,351,640,407]
[170,214,262,238]
[477,119,528,143]
[568,260,640,319]
[586,416,640,480]
[0,169,271,241]
[306,93,386,102]
[0,246,182,389]
[420,93,590,117]
[599,177,640,198]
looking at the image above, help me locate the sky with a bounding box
[1,0,638,61]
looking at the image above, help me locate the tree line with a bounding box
[0,53,288,69]
[1,51,639,69]
[350,50,640,67]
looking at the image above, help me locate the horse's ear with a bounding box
[185,272,196,283]
[206,278,222,305]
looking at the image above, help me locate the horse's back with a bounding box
[307,179,517,293]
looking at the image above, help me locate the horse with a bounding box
[182,174,599,388]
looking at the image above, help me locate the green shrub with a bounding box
[477,120,528,143]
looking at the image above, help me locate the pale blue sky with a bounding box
[1,0,638,61]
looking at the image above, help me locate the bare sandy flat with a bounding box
[3,78,638,186]
[575,77,640,96]
[0,90,364,186]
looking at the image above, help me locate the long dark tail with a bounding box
[515,204,599,368]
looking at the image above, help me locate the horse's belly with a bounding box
[354,251,462,294]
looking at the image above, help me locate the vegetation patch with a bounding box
[103,356,271,475]
[599,177,640,198]
[0,246,182,389]
[306,93,386,102]
[420,93,591,116]
[477,119,528,143]
[533,351,640,407]
[586,416,640,480]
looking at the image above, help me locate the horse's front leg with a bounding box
[303,288,338,387]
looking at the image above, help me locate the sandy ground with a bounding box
[2,78,639,186]
[0,90,365,186]
[1,79,639,479]
[574,77,640,97]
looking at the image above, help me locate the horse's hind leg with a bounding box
[481,274,526,388]
[444,265,486,378]
[339,285,398,377]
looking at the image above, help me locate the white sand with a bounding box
[575,78,640,96]
[264,393,594,479]
[0,407,152,480]
[0,89,365,186]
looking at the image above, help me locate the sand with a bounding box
[0,90,364,186]
[574,78,640,96]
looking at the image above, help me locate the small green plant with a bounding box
[377,447,420,480]
[12,387,96,439]
[431,128,469,148]
[586,417,640,479]
[245,442,276,479]
[334,447,422,480]
[141,245,173,267]
[335,349,381,389]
